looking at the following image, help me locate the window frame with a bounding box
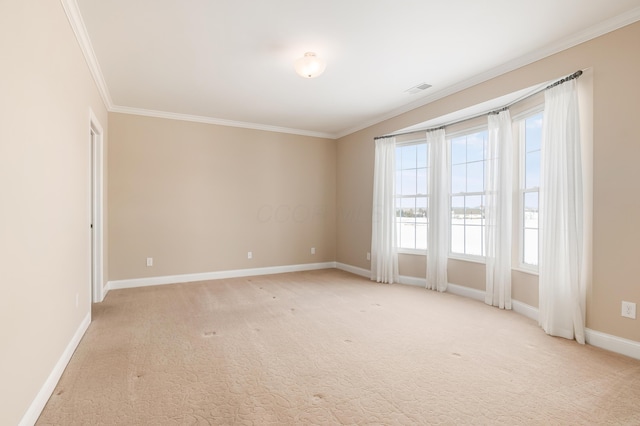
[447,125,488,263]
[395,138,429,254]
[515,107,543,274]
[393,105,547,273]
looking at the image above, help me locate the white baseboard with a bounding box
[19,312,91,426]
[107,262,337,290]
[333,263,640,360]
[398,275,425,287]
[18,263,639,426]
[585,328,640,360]
[89,262,640,404]
[446,282,485,301]
[398,277,487,302]
[102,281,111,300]
[335,262,370,278]
[500,302,640,361]
[334,265,429,288]
[512,300,539,321]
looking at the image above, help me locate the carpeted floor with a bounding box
[37,269,640,425]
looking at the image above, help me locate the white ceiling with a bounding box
[73,0,640,139]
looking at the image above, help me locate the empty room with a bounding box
[2,0,640,424]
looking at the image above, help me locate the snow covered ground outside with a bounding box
[397,213,538,266]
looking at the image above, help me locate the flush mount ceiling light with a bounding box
[294,52,326,79]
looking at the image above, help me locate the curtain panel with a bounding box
[371,137,399,284]
[426,129,449,292]
[485,110,513,309]
[539,79,586,343]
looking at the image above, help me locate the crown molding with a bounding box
[61,0,334,139]
[335,6,640,139]
[60,0,113,109]
[62,0,640,140]
[110,106,336,139]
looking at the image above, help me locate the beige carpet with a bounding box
[38,269,640,425]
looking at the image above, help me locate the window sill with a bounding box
[512,265,539,276]
[398,248,427,256]
[397,252,540,276]
[448,253,486,264]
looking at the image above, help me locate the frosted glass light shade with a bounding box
[294,52,326,79]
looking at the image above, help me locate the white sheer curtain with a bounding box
[539,79,586,343]
[485,110,513,309]
[426,129,449,292]
[371,136,398,284]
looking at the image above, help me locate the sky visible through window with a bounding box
[396,143,428,250]
[451,131,487,256]
[523,113,542,266]
[394,114,542,265]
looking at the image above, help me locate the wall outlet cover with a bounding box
[622,301,636,319]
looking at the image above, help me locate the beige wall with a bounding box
[3,2,639,422]
[337,22,640,342]
[0,1,109,425]
[108,113,336,280]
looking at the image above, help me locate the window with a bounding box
[520,112,542,267]
[395,142,428,250]
[392,106,543,268]
[450,130,487,257]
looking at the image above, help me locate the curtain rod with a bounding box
[374,70,583,141]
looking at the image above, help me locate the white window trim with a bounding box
[448,252,486,264]
[395,138,429,252]
[512,265,539,276]
[394,106,546,274]
[398,248,428,256]
[516,110,542,273]
[445,123,488,140]
[519,187,540,273]
[396,138,428,147]
[448,129,488,262]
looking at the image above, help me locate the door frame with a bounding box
[90,109,105,303]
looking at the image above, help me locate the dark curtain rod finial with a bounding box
[546,70,583,90]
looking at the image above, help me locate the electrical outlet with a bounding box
[621,301,636,319]
[146,257,153,267]
[311,247,316,255]
[247,251,252,259]
[367,252,371,261]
